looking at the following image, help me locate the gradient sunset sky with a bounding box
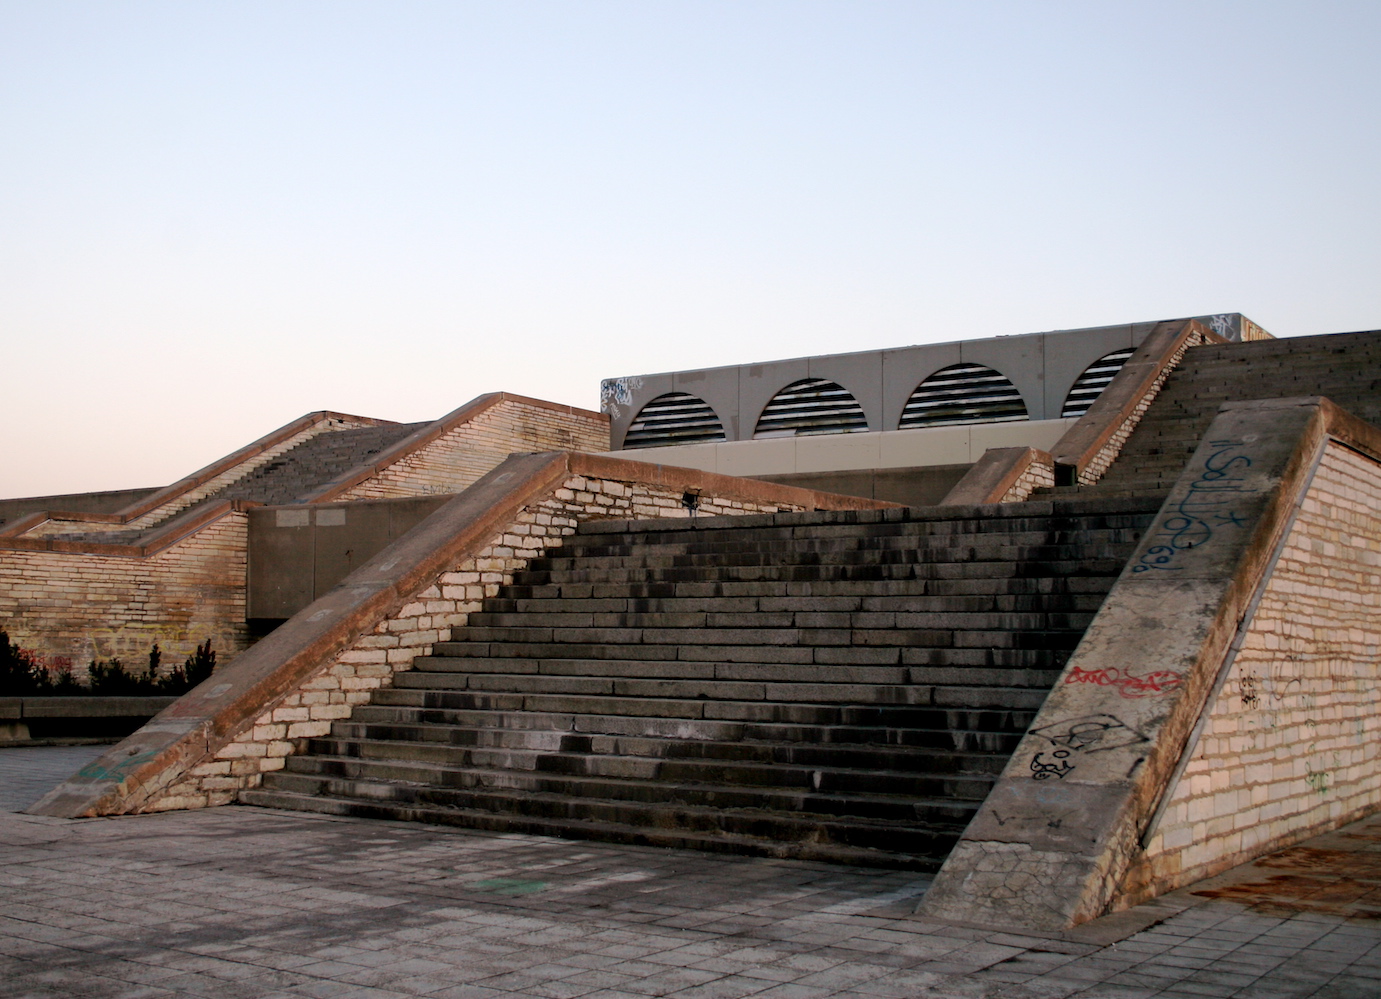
[3,1,1378,496]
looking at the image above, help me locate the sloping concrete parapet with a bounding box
[941,447,1056,505]
[1051,319,1221,486]
[27,452,892,820]
[918,396,1381,931]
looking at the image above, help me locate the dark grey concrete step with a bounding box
[328,714,1027,756]
[300,732,1010,784]
[358,694,1040,738]
[412,655,1062,688]
[240,784,959,871]
[262,761,989,827]
[372,684,1048,720]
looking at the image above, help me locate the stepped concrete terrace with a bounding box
[243,495,1160,870]
[46,421,431,545]
[0,394,609,669]
[1036,328,1381,500]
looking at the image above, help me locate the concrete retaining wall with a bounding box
[918,396,1381,931]
[1121,440,1381,904]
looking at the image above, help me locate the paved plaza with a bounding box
[1,747,1379,999]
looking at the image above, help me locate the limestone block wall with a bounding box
[0,512,251,669]
[339,398,610,501]
[1122,442,1381,903]
[151,476,812,810]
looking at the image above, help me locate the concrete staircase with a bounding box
[52,423,428,544]
[244,496,1159,870]
[1045,329,1381,499]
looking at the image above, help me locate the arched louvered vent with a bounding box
[1061,348,1137,418]
[622,392,726,448]
[753,378,868,438]
[900,364,1028,429]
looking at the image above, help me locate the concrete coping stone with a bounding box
[0,697,181,718]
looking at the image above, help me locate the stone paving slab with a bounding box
[0,796,1378,999]
[0,745,109,812]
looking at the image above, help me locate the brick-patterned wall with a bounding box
[339,400,610,502]
[1078,328,1211,485]
[1123,442,1381,902]
[0,514,251,669]
[998,454,1056,503]
[153,476,804,810]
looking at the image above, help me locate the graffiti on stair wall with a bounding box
[1031,713,1149,754]
[1133,438,1255,574]
[1064,665,1184,698]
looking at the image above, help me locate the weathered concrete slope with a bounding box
[27,454,888,819]
[919,397,1381,930]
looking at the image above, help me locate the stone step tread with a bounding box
[371,686,1050,718]
[319,723,1022,766]
[413,656,1062,686]
[462,609,1098,629]
[480,593,1114,614]
[404,669,1061,697]
[299,736,1011,781]
[356,697,1040,734]
[239,787,954,872]
[513,557,1132,581]
[502,577,1121,599]
[264,763,991,822]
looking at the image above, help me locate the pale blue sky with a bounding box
[3,1,1378,496]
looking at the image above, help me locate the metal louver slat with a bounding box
[899,363,1028,429]
[1061,348,1136,418]
[753,378,868,438]
[623,393,726,448]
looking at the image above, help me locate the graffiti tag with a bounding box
[1030,713,1148,754]
[1133,439,1254,574]
[1065,665,1184,698]
[1030,751,1074,780]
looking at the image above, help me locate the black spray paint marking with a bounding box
[1030,751,1074,780]
[1031,713,1149,754]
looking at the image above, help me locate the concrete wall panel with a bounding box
[882,342,963,431]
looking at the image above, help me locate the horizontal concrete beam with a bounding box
[0,697,180,720]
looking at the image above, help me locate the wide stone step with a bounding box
[357,695,1040,739]
[240,783,960,871]
[554,530,1148,561]
[329,713,1027,755]
[300,733,1009,784]
[462,609,1098,631]
[412,655,1062,688]
[320,718,1024,765]
[270,757,992,816]
[479,591,1114,615]
[372,684,1048,720]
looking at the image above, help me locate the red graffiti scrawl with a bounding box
[1064,665,1184,698]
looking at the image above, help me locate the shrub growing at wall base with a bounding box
[0,628,216,697]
